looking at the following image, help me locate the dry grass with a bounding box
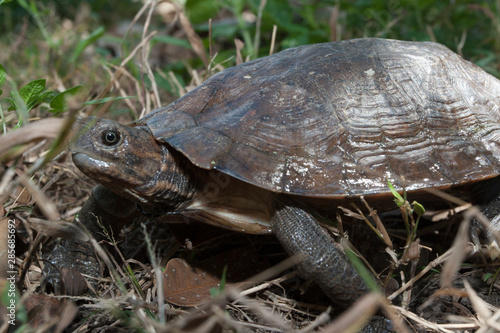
[1,1,500,332]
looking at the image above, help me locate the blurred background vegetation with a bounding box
[1,0,500,121]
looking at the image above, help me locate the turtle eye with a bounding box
[101,130,120,146]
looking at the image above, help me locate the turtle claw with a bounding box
[42,239,98,296]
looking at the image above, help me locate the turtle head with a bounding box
[71,117,195,206]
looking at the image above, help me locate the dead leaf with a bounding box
[234,39,244,65]
[163,257,222,306]
[163,248,268,306]
[178,10,208,66]
[24,294,77,332]
[9,185,32,205]
[0,118,65,159]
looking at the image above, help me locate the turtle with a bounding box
[68,38,500,312]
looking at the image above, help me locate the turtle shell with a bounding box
[140,38,500,199]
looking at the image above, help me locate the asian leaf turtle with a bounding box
[70,38,500,308]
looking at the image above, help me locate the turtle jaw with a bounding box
[73,150,157,204]
[72,152,119,187]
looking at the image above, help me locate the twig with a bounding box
[388,247,455,301]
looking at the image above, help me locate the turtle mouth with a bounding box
[72,152,95,176]
[72,152,111,179]
[72,152,90,169]
[73,151,130,194]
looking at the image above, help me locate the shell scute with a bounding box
[140,38,500,198]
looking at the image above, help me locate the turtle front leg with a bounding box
[271,204,369,305]
[43,185,141,295]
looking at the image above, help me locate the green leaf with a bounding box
[0,0,15,5]
[219,265,227,291]
[412,201,425,216]
[18,79,46,104]
[83,96,135,105]
[483,272,493,282]
[49,85,82,115]
[387,180,405,207]
[6,79,55,114]
[209,265,228,298]
[26,90,54,111]
[5,97,16,111]
[0,64,6,87]
[8,205,33,213]
[185,0,221,24]
[70,26,105,63]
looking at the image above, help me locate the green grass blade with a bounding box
[70,26,105,63]
[345,247,380,292]
[49,85,82,115]
[83,96,135,105]
[0,64,6,88]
